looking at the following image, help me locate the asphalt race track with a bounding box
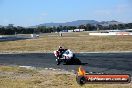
[0,53,132,75]
[0,36,31,42]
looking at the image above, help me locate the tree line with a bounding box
[0,23,132,35]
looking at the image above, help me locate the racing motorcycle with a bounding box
[54,49,81,65]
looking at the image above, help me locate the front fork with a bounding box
[56,57,61,65]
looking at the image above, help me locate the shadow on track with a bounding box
[63,62,88,65]
[63,59,88,65]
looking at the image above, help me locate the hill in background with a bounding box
[37,20,122,27]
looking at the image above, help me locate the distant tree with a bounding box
[97,24,103,31]
[78,25,86,29]
[109,24,118,30]
[0,27,5,35]
[117,24,125,30]
[85,24,96,31]
[85,24,91,31]
[127,23,132,29]
[52,26,57,32]
[68,26,77,31]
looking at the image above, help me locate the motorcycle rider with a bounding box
[58,46,66,58]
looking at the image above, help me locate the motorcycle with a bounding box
[54,49,81,65]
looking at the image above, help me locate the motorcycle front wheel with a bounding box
[56,58,60,65]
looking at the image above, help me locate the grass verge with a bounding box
[0,32,132,52]
[0,66,131,88]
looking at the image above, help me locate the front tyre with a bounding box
[76,76,86,85]
[56,58,60,65]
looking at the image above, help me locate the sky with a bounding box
[0,0,132,26]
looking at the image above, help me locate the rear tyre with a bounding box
[72,54,76,59]
[76,59,81,64]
